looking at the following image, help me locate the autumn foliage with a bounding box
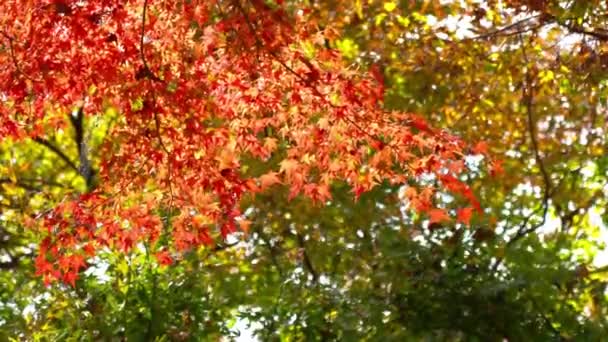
[0,0,480,285]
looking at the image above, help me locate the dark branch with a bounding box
[1,31,41,82]
[69,107,95,190]
[212,240,240,252]
[138,0,161,82]
[546,14,608,41]
[0,250,32,270]
[0,177,70,191]
[560,188,605,231]
[507,34,552,246]
[466,15,543,41]
[33,137,80,174]
[490,36,553,272]
[254,226,285,277]
[0,257,21,270]
[295,231,319,283]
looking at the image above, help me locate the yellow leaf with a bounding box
[193,214,213,226]
[355,0,363,19]
[384,1,397,12]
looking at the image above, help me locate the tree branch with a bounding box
[295,231,319,283]
[256,227,284,277]
[0,177,70,191]
[138,0,161,82]
[465,15,542,40]
[490,36,554,272]
[508,34,553,246]
[69,107,95,190]
[0,250,32,270]
[33,137,80,174]
[546,14,608,41]
[1,31,41,82]
[560,187,605,231]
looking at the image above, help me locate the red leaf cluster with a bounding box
[0,0,479,284]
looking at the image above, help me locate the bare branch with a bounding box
[465,15,542,41]
[507,33,553,246]
[69,107,95,190]
[546,14,608,41]
[138,0,162,82]
[0,177,70,191]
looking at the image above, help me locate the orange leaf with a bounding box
[457,207,474,225]
[472,141,489,155]
[155,250,173,266]
[237,218,252,233]
[263,137,278,153]
[216,149,238,170]
[428,208,450,225]
[259,172,282,190]
[279,159,299,175]
[490,159,504,176]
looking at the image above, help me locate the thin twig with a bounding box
[140,0,173,209]
[256,227,284,277]
[0,177,71,191]
[150,91,174,209]
[139,0,161,81]
[462,15,541,40]
[465,15,543,41]
[508,33,553,245]
[490,35,553,272]
[295,231,318,283]
[1,31,41,82]
[560,187,605,231]
[546,13,608,41]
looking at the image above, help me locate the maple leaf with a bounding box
[237,218,252,233]
[472,141,489,155]
[263,137,278,153]
[70,254,87,270]
[216,149,239,170]
[457,207,474,226]
[62,271,78,288]
[428,208,450,225]
[279,159,300,175]
[490,159,504,176]
[259,172,282,190]
[155,250,173,266]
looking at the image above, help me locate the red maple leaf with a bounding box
[155,250,173,266]
[457,207,474,226]
[428,208,450,225]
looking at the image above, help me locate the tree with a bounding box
[1,0,607,340]
[1,0,476,284]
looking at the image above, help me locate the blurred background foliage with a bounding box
[2,0,608,340]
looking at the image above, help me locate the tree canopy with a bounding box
[1,0,607,340]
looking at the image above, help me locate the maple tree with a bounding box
[1,0,477,285]
[2,0,608,340]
